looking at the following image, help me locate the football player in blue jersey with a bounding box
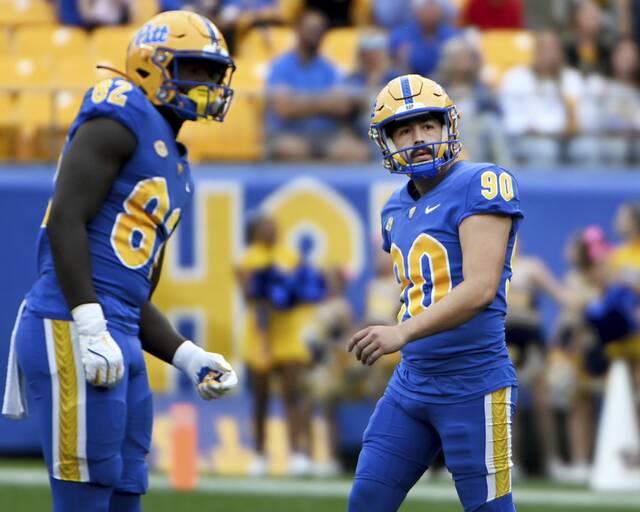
[2,11,239,512]
[348,74,524,511]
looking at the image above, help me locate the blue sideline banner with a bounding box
[0,165,637,469]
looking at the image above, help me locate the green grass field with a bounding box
[0,460,638,511]
[0,485,634,512]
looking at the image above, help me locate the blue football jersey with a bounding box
[26,78,194,334]
[381,160,523,399]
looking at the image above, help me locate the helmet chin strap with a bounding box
[95,64,135,82]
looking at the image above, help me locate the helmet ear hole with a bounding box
[137,68,150,78]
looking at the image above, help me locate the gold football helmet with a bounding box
[369,74,461,178]
[125,10,235,122]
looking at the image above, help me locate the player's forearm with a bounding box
[139,301,186,364]
[397,280,497,344]
[47,217,99,310]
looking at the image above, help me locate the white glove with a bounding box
[172,340,238,400]
[71,303,124,388]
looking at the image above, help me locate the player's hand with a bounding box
[172,340,238,400]
[348,325,407,366]
[72,303,124,388]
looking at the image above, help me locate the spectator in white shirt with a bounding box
[437,36,512,167]
[500,31,583,167]
[570,36,640,166]
[77,0,133,27]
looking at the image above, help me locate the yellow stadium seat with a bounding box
[321,28,359,73]
[131,0,160,24]
[278,0,303,23]
[15,90,55,161]
[90,26,137,71]
[52,57,102,90]
[16,90,52,129]
[479,30,534,86]
[53,90,83,129]
[0,92,15,125]
[232,56,268,93]
[180,92,263,162]
[0,0,56,26]
[0,56,52,88]
[0,92,16,159]
[13,25,89,62]
[237,26,295,61]
[0,28,10,54]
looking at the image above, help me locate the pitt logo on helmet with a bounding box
[126,11,235,123]
[134,24,169,46]
[369,74,462,179]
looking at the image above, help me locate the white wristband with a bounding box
[71,303,107,336]
[172,340,202,372]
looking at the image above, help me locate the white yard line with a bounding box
[0,468,638,508]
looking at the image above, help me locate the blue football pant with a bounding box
[349,386,517,512]
[15,308,152,511]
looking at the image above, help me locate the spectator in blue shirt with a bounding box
[373,0,413,30]
[266,9,370,161]
[341,31,401,153]
[56,0,132,27]
[217,0,282,53]
[390,0,458,77]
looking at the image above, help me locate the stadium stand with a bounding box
[321,27,359,73]
[90,25,137,71]
[0,0,55,26]
[180,56,266,162]
[13,25,89,62]
[479,29,534,85]
[237,26,295,61]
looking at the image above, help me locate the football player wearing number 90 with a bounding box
[348,75,524,512]
[2,11,238,512]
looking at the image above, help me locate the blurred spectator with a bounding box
[56,0,133,26]
[634,0,640,44]
[55,0,88,26]
[365,250,398,325]
[340,31,400,154]
[608,202,640,385]
[436,36,512,166]
[389,0,458,77]
[372,0,413,30]
[460,0,524,29]
[214,0,282,54]
[77,0,133,27]
[499,31,583,166]
[505,248,577,476]
[611,202,640,289]
[281,0,370,27]
[570,36,640,166]
[304,0,354,27]
[362,248,401,399]
[564,0,615,76]
[265,9,370,161]
[237,212,318,476]
[303,267,354,476]
[546,227,610,484]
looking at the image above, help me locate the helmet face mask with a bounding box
[152,48,235,122]
[126,11,236,123]
[370,75,462,178]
